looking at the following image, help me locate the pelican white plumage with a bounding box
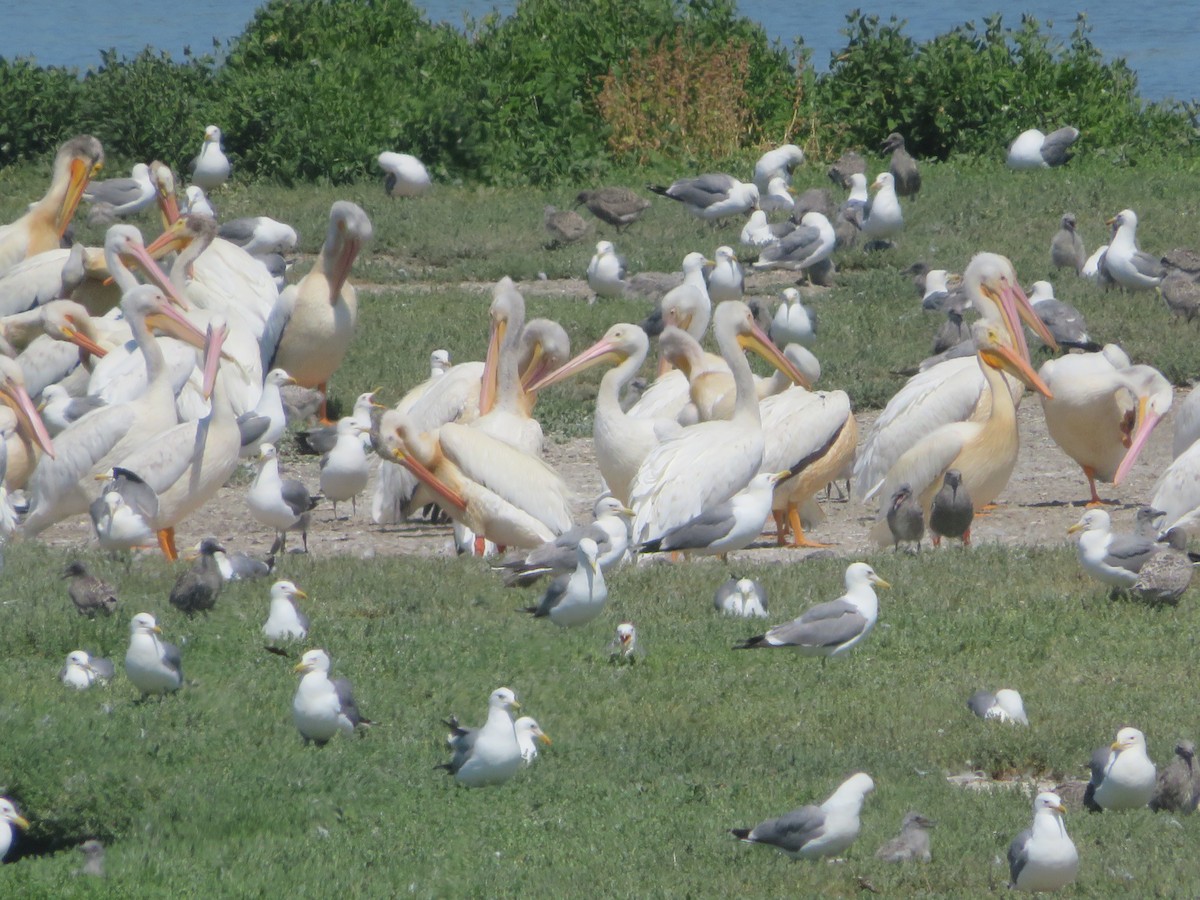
[377,151,432,197]
[474,277,544,457]
[0,356,56,490]
[190,125,230,191]
[630,301,805,544]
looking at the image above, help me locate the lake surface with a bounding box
[2,1,1193,102]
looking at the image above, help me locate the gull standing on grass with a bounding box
[514,716,552,765]
[586,240,628,299]
[522,538,607,627]
[1007,792,1078,892]
[648,174,760,221]
[1068,509,1157,590]
[731,772,875,859]
[607,622,643,661]
[1102,209,1165,291]
[190,125,231,191]
[859,172,904,248]
[733,563,888,661]
[292,649,367,746]
[495,494,632,587]
[124,613,183,698]
[439,687,523,787]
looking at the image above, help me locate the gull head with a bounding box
[295,648,332,675]
[130,612,160,635]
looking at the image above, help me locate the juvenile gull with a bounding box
[522,538,607,627]
[826,150,866,188]
[59,650,115,689]
[886,483,924,552]
[733,562,888,660]
[1084,726,1157,811]
[62,561,117,617]
[731,772,875,859]
[881,132,921,198]
[263,579,309,642]
[1007,127,1080,169]
[292,648,367,745]
[1050,213,1086,274]
[875,811,934,863]
[124,612,183,697]
[1007,792,1078,892]
[543,205,589,248]
[574,187,650,230]
[967,688,1028,725]
[647,173,759,221]
[0,798,29,861]
[1132,528,1194,605]
[714,576,768,618]
[76,839,105,877]
[1068,509,1157,589]
[1161,271,1200,323]
[439,687,523,787]
[514,716,552,765]
[1150,740,1200,813]
[169,538,224,616]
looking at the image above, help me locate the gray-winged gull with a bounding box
[319,418,369,518]
[706,246,743,303]
[377,151,431,197]
[1068,509,1157,589]
[886,483,924,552]
[514,716,552,765]
[859,173,903,247]
[875,811,934,863]
[59,650,115,689]
[1007,127,1080,169]
[83,162,155,219]
[753,212,835,275]
[247,443,319,553]
[496,495,631,587]
[1084,726,1157,811]
[967,688,1028,725]
[586,240,628,299]
[1103,209,1165,291]
[759,175,795,213]
[1007,792,1078,892]
[753,144,805,192]
[638,471,787,559]
[731,772,875,859]
[214,547,274,581]
[1028,281,1099,351]
[124,612,183,697]
[169,538,224,616]
[292,648,367,745]
[218,216,298,255]
[648,174,759,221]
[190,125,230,191]
[263,579,310,642]
[237,369,296,458]
[881,133,921,197]
[1051,213,1086,274]
[40,384,105,434]
[89,467,158,552]
[607,621,643,662]
[0,798,29,860]
[574,187,650,230]
[733,562,888,659]
[769,288,816,346]
[522,538,607,627]
[1150,740,1200,813]
[439,687,523,787]
[714,576,768,618]
[62,561,117,617]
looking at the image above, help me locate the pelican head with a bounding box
[104,224,187,306]
[120,284,206,352]
[480,276,525,413]
[1113,365,1172,484]
[40,301,108,359]
[144,212,218,260]
[518,319,571,391]
[0,357,54,458]
[527,322,645,393]
[972,322,1053,398]
[964,252,1058,358]
[149,160,179,225]
[323,201,372,304]
[52,135,105,237]
[379,412,467,513]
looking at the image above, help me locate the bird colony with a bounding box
[0,121,1197,894]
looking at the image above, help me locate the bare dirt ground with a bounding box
[29,376,1181,567]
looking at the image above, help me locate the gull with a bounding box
[292,648,367,745]
[377,151,432,197]
[886,483,924,552]
[740,210,777,248]
[759,175,795,213]
[713,576,768,617]
[706,246,743,303]
[88,469,157,552]
[648,173,759,221]
[607,621,643,662]
[522,538,607,627]
[1068,509,1157,590]
[296,388,381,456]
[62,561,117,617]
[586,240,628,299]
[181,185,215,218]
[169,538,224,616]
[263,579,309,642]
[920,269,964,311]
[753,144,804,192]
[875,812,934,863]
[1161,271,1200,323]
[495,494,632,587]
[1103,209,1165,291]
[1132,528,1194,605]
[190,125,230,191]
[83,162,156,219]
[439,686,523,787]
[237,368,296,458]
[0,798,29,860]
[218,217,298,256]
[1028,280,1099,351]
[734,562,888,660]
[1081,243,1111,287]
[753,212,836,275]
[1007,792,1078,892]
[124,612,183,698]
[769,288,816,346]
[731,772,875,859]
[319,418,369,518]
[827,150,866,188]
[1150,740,1200,813]
[247,443,319,554]
[574,187,650,230]
[213,549,274,581]
[881,133,921,197]
[1051,213,1086,274]
[514,716,552,765]
[543,205,589,248]
[1084,726,1157,810]
[638,471,788,559]
[59,650,115,690]
[39,385,105,435]
[833,172,869,249]
[76,839,105,877]
[859,172,903,248]
[1007,127,1080,169]
[967,688,1029,725]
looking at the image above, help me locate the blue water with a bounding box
[1,1,1193,102]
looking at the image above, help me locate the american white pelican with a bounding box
[1152,437,1200,536]
[868,321,1052,546]
[377,151,431,197]
[292,649,367,745]
[475,277,543,456]
[83,163,155,218]
[440,687,522,787]
[1051,213,1086,273]
[60,649,114,690]
[0,356,56,490]
[586,240,627,298]
[263,580,309,641]
[1006,793,1077,893]
[714,577,768,617]
[124,612,183,697]
[859,172,903,246]
[266,201,372,421]
[247,443,319,554]
[574,187,649,230]
[190,125,230,191]
[1102,209,1164,290]
[753,144,804,192]
[853,252,1057,500]
[169,538,224,615]
[380,411,573,548]
[1085,726,1157,811]
[731,772,875,860]
[629,300,805,544]
[648,174,759,220]
[1039,356,1171,504]
[881,133,921,197]
[1006,127,1080,169]
[706,245,743,302]
[522,537,607,626]
[929,469,973,545]
[885,483,924,551]
[0,135,104,277]
[320,418,369,517]
[21,283,207,533]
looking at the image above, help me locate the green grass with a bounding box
[2,543,1200,895]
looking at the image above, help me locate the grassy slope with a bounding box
[2,154,1200,892]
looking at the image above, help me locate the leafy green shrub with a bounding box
[0,58,83,166]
